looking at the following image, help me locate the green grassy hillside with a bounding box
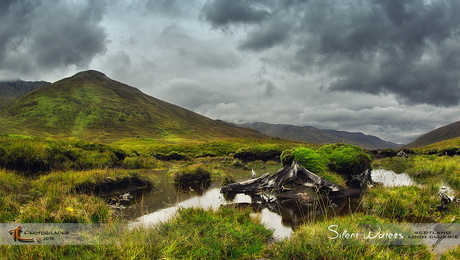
[408,136,460,153]
[0,70,267,142]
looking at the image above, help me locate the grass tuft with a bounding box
[172,164,211,183]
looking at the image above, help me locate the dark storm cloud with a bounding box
[200,0,273,30]
[201,0,460,107]
[238,20,291,51]
[320,0,460,107]
[0,0,107,74]
[0,0,15,15]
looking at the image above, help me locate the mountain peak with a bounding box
[70,70,108,82]
[74,70,107,77]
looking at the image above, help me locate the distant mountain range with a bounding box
[0,70,266,142]
[234,122,401,150]
[0,80,50,107]
[404,121,460,148]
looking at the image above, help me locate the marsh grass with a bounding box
[144,138,309,160]
[122,155,158,169]
[0,207,272,259]
[374,154,460,193]
[0,168,157,223]
[0,195,19,222]
[267,213,434,260]
[0,169,28,222]
[0,236,163,260]
[151,207,273,259]
[17,194,110,223]
[405,155,460,191]
[364,156,460,225]
[0,136,130,173]
[441,245,460,259]
[361,185,460,223]
[171,163,211,183]
[362,185,440,221]
[0,168,27,194]
[31,169,155,195]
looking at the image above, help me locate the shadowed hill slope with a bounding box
[235,122,401,150]
[405,121,460,148]
[0,80,50,107]
[0,70,267,142]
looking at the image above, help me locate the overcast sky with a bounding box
[2,0,460,144]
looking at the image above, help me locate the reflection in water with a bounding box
[371,169,416,187]
[129,170,418,239]
[131,184,308,239]
[255,209,293,238]
[174,181,211,195]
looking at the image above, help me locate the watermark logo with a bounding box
[8,225,34,243]
[2,223,108,245]
[325,223,460,245]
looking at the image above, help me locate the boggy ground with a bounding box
[1,135,460,259]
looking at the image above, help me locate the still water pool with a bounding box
[371,169,416,187]
[126,170,416,239]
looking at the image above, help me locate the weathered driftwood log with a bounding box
[221,162,340,194]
